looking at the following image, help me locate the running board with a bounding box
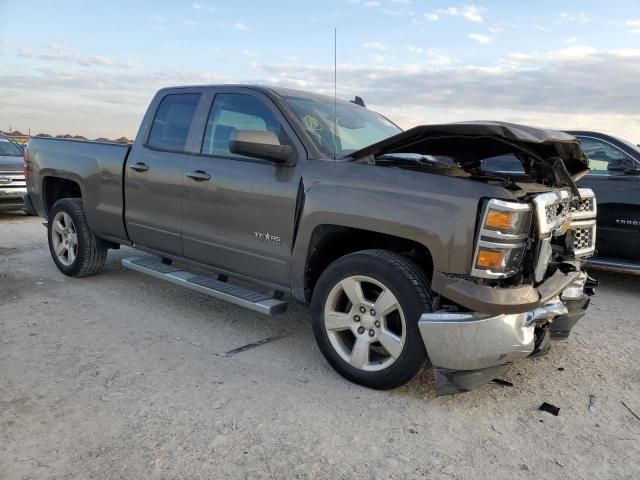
[583,257,640,273]
[122,257,288,315]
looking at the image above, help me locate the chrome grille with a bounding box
[573,227,592,250]
[570,198,592,213]
[569,220,597,257]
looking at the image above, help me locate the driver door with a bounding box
[181,88,305,287]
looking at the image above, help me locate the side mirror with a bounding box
[229,130,296,164]
[624,166,640,176]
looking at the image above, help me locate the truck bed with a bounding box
[27,137,132,243]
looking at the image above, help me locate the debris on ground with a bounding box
[588,394,597,413]
[539,402,560,416]
[621,401,640,422]
[104,369,118,388]
[215,334,287,358]
[490,378,514,387]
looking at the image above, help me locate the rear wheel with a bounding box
[311,249,434,390]
[48,198,107,277]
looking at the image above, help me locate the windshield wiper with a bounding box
[375,154,454,168]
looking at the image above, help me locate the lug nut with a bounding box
[357,326,365,335]
[374,321,380,328]
[359,306,366,313]
[354,315,360,322]
[370,309,376,316]
[368,329,375,337]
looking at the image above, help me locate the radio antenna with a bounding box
[333,27,337,161]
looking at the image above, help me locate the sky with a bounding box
[1,0,640,141]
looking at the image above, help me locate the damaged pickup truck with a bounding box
[25,85,597,394]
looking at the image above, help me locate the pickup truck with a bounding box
[0,133,27,212]
[26,85,598,394]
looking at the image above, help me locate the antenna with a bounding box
[333,27,337,161]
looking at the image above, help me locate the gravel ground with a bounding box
[1,213,639,480]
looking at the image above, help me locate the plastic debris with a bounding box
[216,334,287,357]
[588,394,597,413]
[490,378,514,387]
[539,402,560,416]
[621,401,640,422]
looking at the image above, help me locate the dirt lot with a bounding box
[1,213,639,479]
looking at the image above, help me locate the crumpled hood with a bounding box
[347,121,589,181]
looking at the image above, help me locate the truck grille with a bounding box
[573,226,593,250]
[532,188,597,280]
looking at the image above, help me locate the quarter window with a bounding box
[147,93,201,151]
[578,137,633,174]
[202,94,291,157]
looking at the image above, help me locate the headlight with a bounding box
[472,199,532,279]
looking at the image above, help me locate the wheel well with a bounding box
[44,177,81,214]
[305,225,433,299]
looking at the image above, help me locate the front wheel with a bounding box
[310,249,434,390]
[48,198,107,277]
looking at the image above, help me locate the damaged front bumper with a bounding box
[419,272,595,395]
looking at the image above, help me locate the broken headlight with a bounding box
[472,199,532,279]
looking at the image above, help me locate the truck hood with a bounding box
[347,121,589,189]
[0,155,23,172]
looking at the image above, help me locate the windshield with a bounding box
[614,135,640,154]
[0,136,23,156]
[284,96,401,158]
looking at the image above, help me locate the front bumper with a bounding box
[419,272,593,394]
[0,188,27,211]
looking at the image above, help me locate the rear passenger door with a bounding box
[125,90,205,256]
[181,88,305,287]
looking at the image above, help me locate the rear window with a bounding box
[147,94,201,151]
[0,136,23,156]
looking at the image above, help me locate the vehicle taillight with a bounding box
[23,148,29,178]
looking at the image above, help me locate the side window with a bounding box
[147,93,201,151]
[579,137,632,175]
[202,93,291,157]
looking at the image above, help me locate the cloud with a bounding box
[241,50,258,57]
[181,19,196,27]
[368,54,386,62]
[363,41,387,51]
[363,1,381,7]
[434,5,485,23]
[626,19,640,33]
[423,12,439,21]
[234,21,250,31]
[251,48,640,124]
[10,43,143,69]
[558,11,592,24]
[3,43,640,143]
[468,33,491,44]
[192,2,202,9]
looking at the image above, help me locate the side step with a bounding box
[583,257,640,274]
[122,257,288,315]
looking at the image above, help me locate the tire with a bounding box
[47,198,107,277]
[310,249,434,390]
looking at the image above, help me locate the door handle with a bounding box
[186,170,211,181]
[129,162,149,172]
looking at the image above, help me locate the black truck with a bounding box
[485,130,640,271]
